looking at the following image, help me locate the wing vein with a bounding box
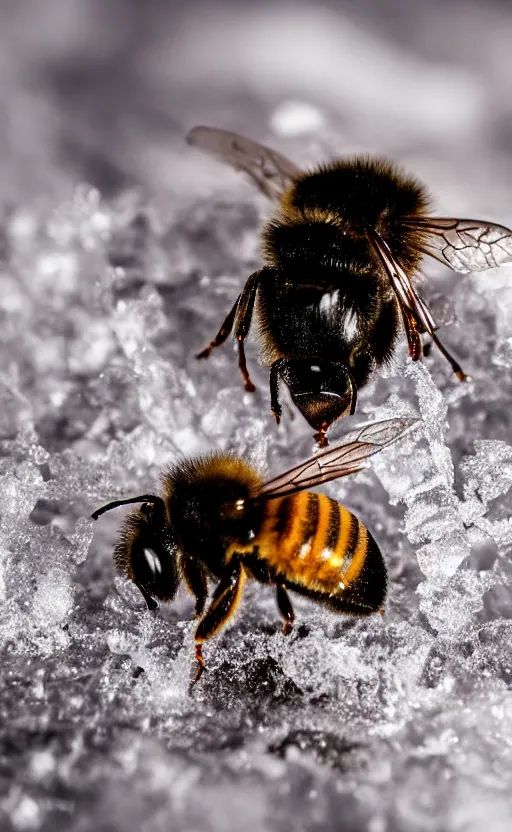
[258,419,417,500]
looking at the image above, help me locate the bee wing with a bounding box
[186,125,301,200]
[368,230,437,336]
[405,216,512,274]
[259,418,417,499]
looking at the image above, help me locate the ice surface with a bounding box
[1,2,512,831]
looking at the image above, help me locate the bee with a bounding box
[187,125,512,446]
[91,418,415,682]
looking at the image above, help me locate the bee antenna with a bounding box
[91,495,163,520]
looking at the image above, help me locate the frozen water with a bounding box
[1,2,512,831]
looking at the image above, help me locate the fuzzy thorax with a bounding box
[161,455,264,574]
[262,155,431,273]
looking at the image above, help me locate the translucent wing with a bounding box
[259,418,417,499]
[405,216,512,274]
[186,125,301,200]
[368,230,437,335]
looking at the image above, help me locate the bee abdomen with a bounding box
[258,494,386,615]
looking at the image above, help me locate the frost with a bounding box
[1,189,512,832]
[1,5,512,831]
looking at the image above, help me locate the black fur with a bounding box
[196,155,429,439]
[163,456,264,577]
[252,157,429,433]
[266,156,428,270]
[257,264,387,387]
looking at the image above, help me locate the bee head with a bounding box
[276,357,357,434]
[114,500,180,608]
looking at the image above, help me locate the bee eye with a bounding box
[143,547,163,575]
[130,537,180,603]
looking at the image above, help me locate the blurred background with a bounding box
[1,0,512,211]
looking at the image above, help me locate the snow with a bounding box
[1,2,512,831]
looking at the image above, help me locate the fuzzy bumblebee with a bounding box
[188,126,512,446]
[92,419,415,682]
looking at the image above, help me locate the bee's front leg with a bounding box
[196,295,240,360]
[191,559,246,684]
[181,554,208,617]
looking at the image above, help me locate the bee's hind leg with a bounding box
[276,584,295,635]
[430,331,470,382]
[401,306,423,362]
[400,302,469,382]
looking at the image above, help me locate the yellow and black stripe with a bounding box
[253,493,386,615]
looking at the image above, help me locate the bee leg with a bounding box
[276,584,295,635]
[197,270,264,392]
[196,295,240,359]
[192,560,246,683]
[181,554,209,617]
[400,302,469,381]
[237,339,256,393]
[269,361,282,423]
[233,271,263,392]
[401,307,423,362]
[193,644,206,684]
[430,331,470,382]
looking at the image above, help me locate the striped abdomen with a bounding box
[254,492,386,614]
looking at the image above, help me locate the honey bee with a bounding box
[91,418,415,682]
[187,125,512,446]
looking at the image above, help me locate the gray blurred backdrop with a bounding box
[1,0,512,208]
